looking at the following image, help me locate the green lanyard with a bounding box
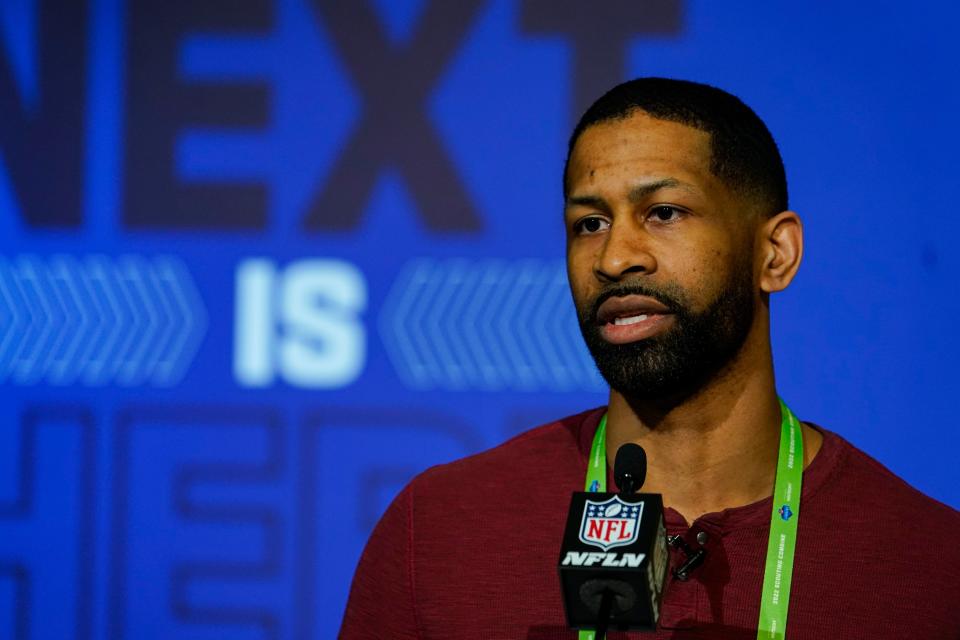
[578,399,803,640]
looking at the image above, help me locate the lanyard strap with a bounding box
[577,414,609,640]
[577,400,803,640]
[584,413,608,493]
[756,399,803,639]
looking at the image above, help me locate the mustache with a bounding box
[587,282,685,321]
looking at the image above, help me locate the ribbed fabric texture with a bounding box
[340,408,960,639]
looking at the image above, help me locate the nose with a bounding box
[594,220,657,283]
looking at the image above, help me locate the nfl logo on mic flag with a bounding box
[580,496,643,551]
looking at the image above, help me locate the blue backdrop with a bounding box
[0,0,957,638]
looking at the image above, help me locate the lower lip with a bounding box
[599,314,674,344]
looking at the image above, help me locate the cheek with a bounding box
[703,247,754,301]
[566,249,597,306]
[666,243,739,304]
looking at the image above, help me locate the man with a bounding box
[339,78,960,638]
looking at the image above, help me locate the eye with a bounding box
[649,205,684,223]
[573,216,610,235]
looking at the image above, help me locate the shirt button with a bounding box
[696,530,708,545]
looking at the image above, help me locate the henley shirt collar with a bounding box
[575,406,844,532]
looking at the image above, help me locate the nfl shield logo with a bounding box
[579,495,643,551]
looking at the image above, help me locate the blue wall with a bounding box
[0,0,957,638]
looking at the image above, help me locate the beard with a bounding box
[575,267,755,403]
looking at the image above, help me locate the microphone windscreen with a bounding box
[614,443,647,493]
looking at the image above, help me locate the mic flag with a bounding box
[557,492,668,633]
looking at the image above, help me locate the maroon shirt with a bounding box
[341,408,960,639]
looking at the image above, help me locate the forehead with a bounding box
[566,112,716,196]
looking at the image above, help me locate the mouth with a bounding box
[595,294,675,344]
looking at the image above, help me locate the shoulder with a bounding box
[795,428,960,630]
[408,406,603,500]
[818,428,959,527]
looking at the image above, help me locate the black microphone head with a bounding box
[614,443,647,495]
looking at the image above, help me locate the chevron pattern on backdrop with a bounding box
[379,258,605,392]
[0,254,207,387]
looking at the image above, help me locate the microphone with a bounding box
[614,443,647,495]
[558,443,668,638]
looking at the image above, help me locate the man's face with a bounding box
[564,111,759,401]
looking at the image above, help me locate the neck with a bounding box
[604,324,820,525]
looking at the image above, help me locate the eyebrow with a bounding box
[565,194,608,210]
[565,178,698,210]
[628,178,697,202]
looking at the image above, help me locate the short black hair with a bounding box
[565,77,788,215]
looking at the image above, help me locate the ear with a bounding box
[757,210,803,293]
